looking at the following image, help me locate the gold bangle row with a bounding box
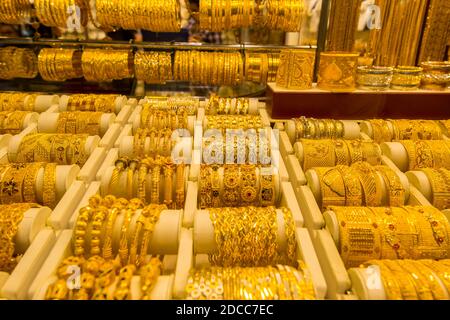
[199,0,255,31]
[95,0,180,32]
[0,92,35,112]
[134,51,173,84]
[66,94,118,113]
[399,140,450,170]
[199,164,276,208]
[173,50,244,86]
[419,168,450,210]
[208,206,297,267]
[45,254,162,300]
[72,195,165,270]
[293,117,345,140]
[391,119,443,140]
[0,163,55,206]
[360,259,450,300]
[34,0,88,28]
[276,49,315,89]
[205,115,263,131]
[81,49,134,82]
[0,111,29,135]
[205,95,250,115]
[245,51,280,84]
[0,0,32,24]
[0,203,40,273]
[16,133,90,166]
[140,104,188,131]
[330,206,450,268]
[133,128,174,159]
[259,0,305,32]
[311,163,405,209]
[56,111,103,136]
[107,157,185,208]
[0,47,38,80]
[186,262,316,300]
[38,48,83,82]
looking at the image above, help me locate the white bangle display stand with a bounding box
[0,205,54,299]
[59,95,128,114]
[26,95,59,113]
[30,207,181,300]
[37,112,116,137]
[171,215,327,300]
[183,167,302,228]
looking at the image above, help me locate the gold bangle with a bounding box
[314,167,346,209]
[42,163,57,208]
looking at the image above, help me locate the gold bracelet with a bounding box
[314,167,346,209]
[42,163,57,208]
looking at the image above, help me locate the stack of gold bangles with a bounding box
[66,94,119,113]
[245,51,280,84]
[328,206,450,268]
[0,92,36,112]
[0,111,29,134]
[0,47,38,80]
[199,164,276,208]
[419,168,450,210]
[133,128,174,158]
[399,140,450,170]
[366,119,445,143]
[199,0,255,31]
[0,163,58,208]
[299,139,382,170]
[259,0,305,32]
[95,0,180,32]
[38,48,83,82]
[205,115,263,131]
[134,51,172,84]
[356,259,450,300]
[293,117,345,140]
[34,0,88,28]
[56,111,103,135]
[81,49,134,82]
[205,95,250,115]
[46,195,165,300]
[276,49,315,89]
[141,97,198,115]
[173,50,244,86]
[186,262,316,300]
[0,203,40,273]
[209,206,297,267]
[16,133,90,166]
[309,162,406,208]
[108,157,185,209]
[202,132,271,164]
[0,0,32,24]
[141,104,188,130]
